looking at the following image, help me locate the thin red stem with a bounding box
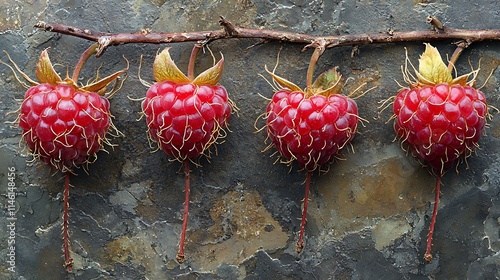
[296,172,312,253]
[187,44,202,80]
[63,172,74,271]
[176,161,191,264]
[424,174,442,263]
[71,43,98,81]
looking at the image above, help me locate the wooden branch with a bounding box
[34,16,500,57]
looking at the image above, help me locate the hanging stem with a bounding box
[187,44,202,80]
[424,174,442,263]
[62,172,74,271]
[305,46,324,95]
[176,160,191,264]
[447,41,469,72]
[71,43,99,81]
[296,172,312,253]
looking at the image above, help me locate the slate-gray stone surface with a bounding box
[1,0,499,279]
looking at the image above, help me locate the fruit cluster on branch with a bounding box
[3,15,499,272]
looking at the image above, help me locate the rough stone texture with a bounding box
[0,0,499,279]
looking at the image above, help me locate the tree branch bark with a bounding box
[34,16,500,57]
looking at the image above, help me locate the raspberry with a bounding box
[142,80,231,160]
[393,83,487,173]
[266,90,358,172]
[3,46,126,271]
[260,52,361,253]
[141,47,232,263]
[392,43,488,263]
[19,83,112,171]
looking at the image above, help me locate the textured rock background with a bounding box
[0,0,499,279]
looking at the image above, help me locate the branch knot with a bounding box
[219,16,238,37]
[97,36,112,57]
[34,21,52,31]
[427,15,445,31]
[302,39,327,53]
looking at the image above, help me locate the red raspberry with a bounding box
[142,81,231,160]
[266,89,358,171]
[261,60,361,253]
[10,49,125,172]
[141,47,232,264]
[392,43,489,263]
[5,46,126,271]
[19,83,112,171]
[393,83,487,173]
[142,48,231,161]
